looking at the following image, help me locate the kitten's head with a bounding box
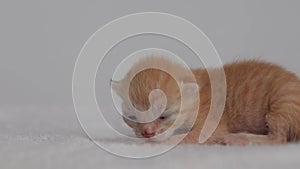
[111,57,199,140]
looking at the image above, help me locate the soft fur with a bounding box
[111,57,300,145]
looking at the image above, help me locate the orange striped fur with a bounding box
[111,57,300,145]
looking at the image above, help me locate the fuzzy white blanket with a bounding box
[1,106,299,169]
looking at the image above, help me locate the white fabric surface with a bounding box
[1,106,300,169]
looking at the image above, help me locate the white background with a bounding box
[1,1,300,169]
[1,0,300,106]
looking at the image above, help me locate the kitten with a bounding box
[111,57,300,145]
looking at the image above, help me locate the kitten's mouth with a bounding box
[142,134,155,138]
[135,129,175,141]
[141,131,156,138]
[141,128,168,138]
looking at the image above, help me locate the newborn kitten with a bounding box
[111,57,300,145]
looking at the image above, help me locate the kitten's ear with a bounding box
[149,89,167,113]
[110,79,122,95]
[181,82,199,98]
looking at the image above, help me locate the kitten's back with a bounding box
[222,61,300,139]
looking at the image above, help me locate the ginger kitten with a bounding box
[111,57,300,145]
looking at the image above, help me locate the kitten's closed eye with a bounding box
[160,109,178,120]
[126,111,173,122]
[127,114,168,120]
[159,116,167,120]
[127,115,137,120]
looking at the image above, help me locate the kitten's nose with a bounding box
[141,130,156,138]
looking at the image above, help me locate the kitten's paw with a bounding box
[219,134,250,146]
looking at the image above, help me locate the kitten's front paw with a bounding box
[219,134,250,146]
